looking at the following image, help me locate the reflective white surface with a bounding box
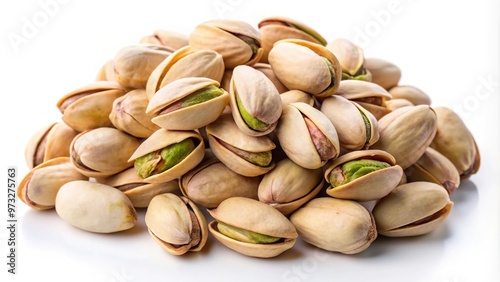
[1,1,499,281]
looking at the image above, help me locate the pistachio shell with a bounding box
[385,98,414,111]
[388,85,431,105]
[326,38,370,80]
[139,29,188,51]
[95,59,116,81]
[280,90,315,106]
[55,180,137,233]
[252,63,289,93]
[363,57,401,90]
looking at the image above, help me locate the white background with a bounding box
[1,0,499,281]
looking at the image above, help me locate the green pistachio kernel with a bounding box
[160,85,223,115]
[236,94,269,131]
[218,139,272,167]
[217,221,280,244]
[341,67,370,81]
[329,159,390,187]
[358,109,372,146]
[323,58,336,90]
[235,34,260,58]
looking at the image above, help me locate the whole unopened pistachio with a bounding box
[388,85,431,105]
[326,38,371,81]
[139,29,188,51]
[363,57,401,90]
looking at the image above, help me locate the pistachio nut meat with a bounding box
[206,113,276,177]
[147,77,229,130]
[290,197,377,254]
[129,129,205,183]
[373,181,454,237]
[388,85,431,105]
[145,193,208,255]
[56,81,126,132]
[268,39,342,98]
[145,46,225,100]
[363,57,401,90]
[25,121,78,169]
[324,149,403,201]
[252,63,289,93]
[326,38,371,81]
[276,102,340,169]
[70,127,141,178]
[429,107,480,179]
[18,157,87,210]
[208,197,298,258]
[258,158,324,216]
[320,95,379,150]
[139,29,188,51]
[229,65,282,136]
[258,16,327,63]
[189,19,263,69]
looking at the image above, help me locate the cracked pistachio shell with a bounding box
[206,114,276,177]
[253,63,289,93]
[56,81,126,132]
[388,85,431,105]
[290,197,377,254]
[373,181,454,237]
[109,89,160,138]
[208,197,298,258]
[147,77,229,130]
[145,46,225,100]
[335,80,393,120]
[113,44,172,89]
[385,98,414,111]
[145,193,208,255]
[320,95,379,150]
[18,157,87,210]
[276,102,340,169]
[258,158,324,216]
[100,167,180,208]
[70,128,140,178]
[229,65,282,136]
[139,29,188,51]
[280,90,315,106]
[324,150,403,201]
[180,154,259,209]
[430,107,480,178]
[25,122,78,169]
[55,180,137,233]
[268,39,342,98]
[364,57,401,90]
[371,105,437,169]
[189,19,263,69]
[326,38,371,81]
[405,147,460,195]
[128,129,205,183]
[258,16,326,63]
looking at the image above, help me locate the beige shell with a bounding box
[388,85,431,105]
[56,81,126,132]
[229,65,282,136]
[25,122,78,169]
[189,19,263,69]
[128,129,205,183]
[95,59,116,82]
[323,150,403,201]
[252,63,289,93]
[326,38,369,79]
[206,114,276,177]
[145,46,225,100]
[145,193,208,255]
[385,98,414,111]
[373,181,454,237]
[320,95,379,150]
[280,90,315,106]
[363,57,401,90]
[290,197,377,254]
[268,39,342,98]
[207,197,298,258]
[18,157,87,210]
[109,89,160,138]
[258,158,324,216]
[55,180,137,233]
[139,29,188,51]
[70,127,140,178]
[147,77,229,130]
[276,102,340,169]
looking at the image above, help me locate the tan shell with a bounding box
[206,114,276,177]
[229,65,282,136]
[147,77,229,130]
[258,158,324,216]
[373,182,454,237]
[145,46,225,100]
[128,129,205,183]
[258,16,326,63]
[276,102,340,169]
[290,197,377,254]
[25,122,78,169]
[252,63,289,93]
[139,29,188,51]
[95,59,116,81]
[385,98,414,111]
[56,81,126,132]
[280,90,315,106]
[100,167,180,208]
[189,19,263,69]
[109,89,160,138]
[320,95,379,150]
[363,57,401,90]
[145,193,208,255]
[208,197,298,258]
[323,150,403,201]
[268,39,342,98]
[55,180,137,233]
[70,127,141,178]
[326,38,367,78]
[388,85,431,105]
[18,157,87,210]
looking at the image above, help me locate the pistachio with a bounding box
[95,59,116,82]
[217,222,280,244]
[330,159,390,186]
[363,57,401,90]
[385,98,414,111]
[139,29,188,51]
[326,38,371,81]
[252,63,289,93]
[280,90,315,106]
[388,85,431,105]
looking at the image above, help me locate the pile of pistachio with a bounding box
[18,17,480,258]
